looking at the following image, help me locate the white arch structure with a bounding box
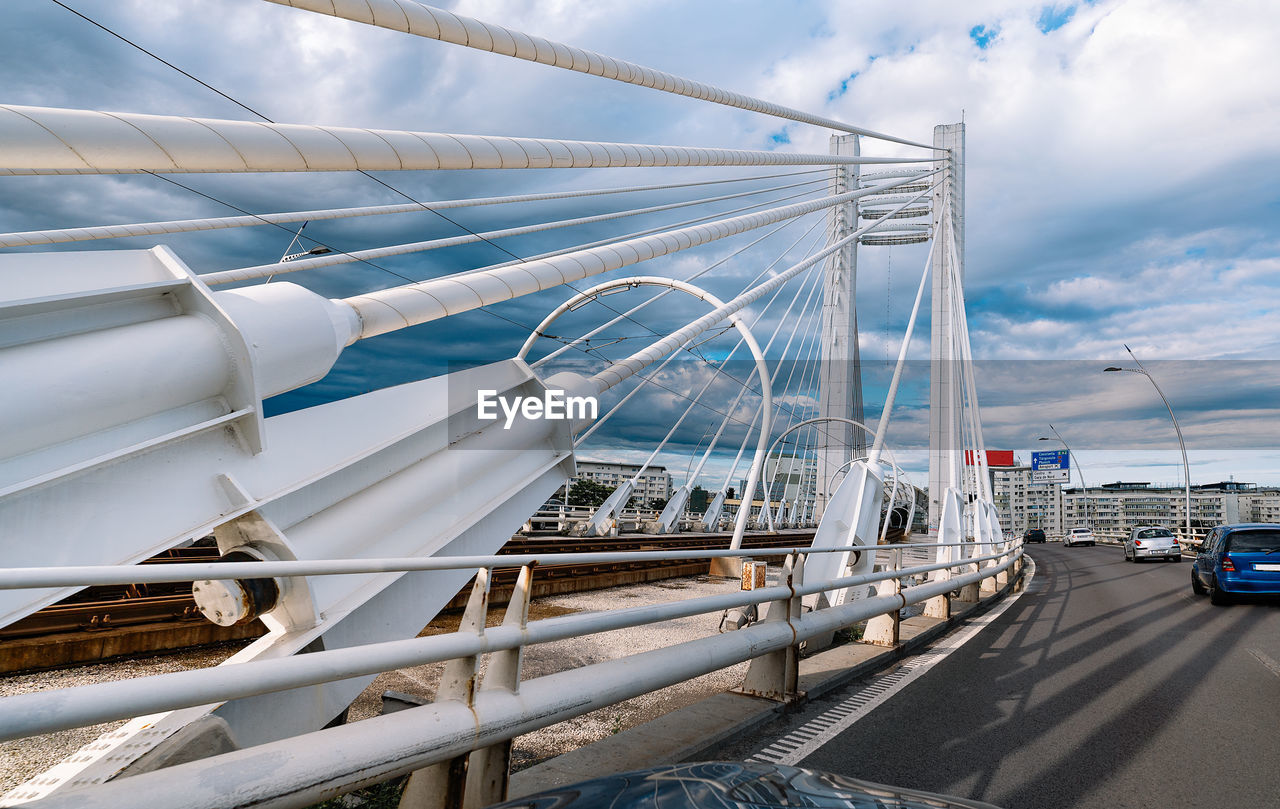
[518,276,772,546]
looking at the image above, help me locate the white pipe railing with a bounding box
[5,538,1021,808]
[0,539,1020,739]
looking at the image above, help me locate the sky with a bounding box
[3,0,1279,492]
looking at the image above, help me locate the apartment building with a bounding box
[991,464,1063,535]
[1061,480,1279,538]
[570,460,672,505]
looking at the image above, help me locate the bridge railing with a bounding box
[0,537,1022,808]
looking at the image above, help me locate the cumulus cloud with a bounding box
[2,0,1277,486]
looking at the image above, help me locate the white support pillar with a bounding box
[928,123,965,531]
[816,133,863,520]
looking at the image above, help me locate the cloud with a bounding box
[3,0,1278,486]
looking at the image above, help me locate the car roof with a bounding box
[1221,523,1280,532]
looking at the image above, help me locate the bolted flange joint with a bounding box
[192,549,281,627]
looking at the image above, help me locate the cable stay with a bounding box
[200,177,827,285]
[0,169,828,249]
[265,0,941,150]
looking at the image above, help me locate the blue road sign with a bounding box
[1031,449,1069,470]
[1031,449,1070,483]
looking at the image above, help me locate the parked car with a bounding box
[1065,527,1095,547]
[1192,523,1280,605]
[486,761,1003,809]
[1124,526,1181,562]
[1022,528,1046,544]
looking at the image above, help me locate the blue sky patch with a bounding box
[828,71,859,101]
[768,128,791,146]
[970,24,998,49]
[1037,4,1077,33]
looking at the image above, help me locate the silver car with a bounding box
[1124,525,1182,562]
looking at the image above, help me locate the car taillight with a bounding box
[1134,540,1142,547]
[1222,557,1236,572]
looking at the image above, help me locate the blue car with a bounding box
[1191,523,1280,605]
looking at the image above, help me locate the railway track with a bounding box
[0,531,815,673]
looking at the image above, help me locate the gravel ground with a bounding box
[346,574,754,771]
[0,641,249,796]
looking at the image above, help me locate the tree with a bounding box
[648,497,669,511]
[567,479,614,508]
[689,485,710,512]
[726,486,736,501]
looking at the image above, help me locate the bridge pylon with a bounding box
[927,123,965,532]
[815,133,864,520]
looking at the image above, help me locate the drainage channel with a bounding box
[745,556,1039,766]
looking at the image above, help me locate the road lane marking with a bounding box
[748,556,1038,766]
[1247,648,1280,679]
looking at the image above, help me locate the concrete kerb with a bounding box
[508,557,1029,798]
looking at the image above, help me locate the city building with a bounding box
[1062,480,1280,537]
[568,460,672,506]
[990,461,1063,535]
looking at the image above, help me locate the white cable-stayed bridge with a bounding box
[0,3,1027,807]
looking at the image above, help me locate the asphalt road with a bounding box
[708,542,1280,809]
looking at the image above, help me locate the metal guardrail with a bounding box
[1,537,1022,808]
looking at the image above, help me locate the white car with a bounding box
[1065,527,1095,547]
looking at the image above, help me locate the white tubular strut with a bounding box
[345,174,935,340]
[0,104,936,176]
[263,0,938,150]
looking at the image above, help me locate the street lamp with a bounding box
[1038,425,1095,532]
[1104,345,1193,543]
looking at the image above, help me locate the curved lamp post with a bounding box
[1038,424,1094,532]
[1104,345,1193,542]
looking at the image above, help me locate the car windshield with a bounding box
[1226,529,1280,553]
[1072,529,1089,534]
[1138,528,1172,539]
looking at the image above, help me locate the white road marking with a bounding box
[1247,648,1280,679]
[749,556,1038,766]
